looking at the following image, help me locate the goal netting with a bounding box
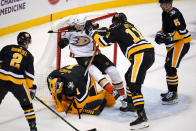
[34,12,118,102]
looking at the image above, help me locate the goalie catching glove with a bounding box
[155,31,173,44]
[29,84,37,100]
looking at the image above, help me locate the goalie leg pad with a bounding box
[82,90,107,115]
[104,90,116,106]
[83,99,106,115]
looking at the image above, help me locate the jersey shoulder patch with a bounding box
[169,10,176,16]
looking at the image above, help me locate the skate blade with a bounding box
[130,122,149,130]
[162,99,178,105]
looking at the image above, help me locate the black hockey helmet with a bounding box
[17,32,31,45]
[112,12,127,25]
[159,0,173,4]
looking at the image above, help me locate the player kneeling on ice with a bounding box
[47,65,117,116]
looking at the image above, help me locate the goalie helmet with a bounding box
[159,0,173,3]
[17,32,31,45]
[112,13,127,25]
[73,15,87,26]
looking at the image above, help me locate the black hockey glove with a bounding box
[165,33,173,43]
[155,31,167,44]
[109,24,115,28]
[84,20,99,36]
[29,84,37,100]
[155,31,173,44]
[58,38,69,49]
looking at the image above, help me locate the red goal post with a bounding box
[56,12,118,69]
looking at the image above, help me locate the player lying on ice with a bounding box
[47,64,117,116]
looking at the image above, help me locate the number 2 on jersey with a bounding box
[10,53,23,69]
[125,27,144,43]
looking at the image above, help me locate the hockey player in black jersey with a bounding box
[0,32,37,131]
[155,0,192,104]
[47,65,107,115]
[85,13,155,130]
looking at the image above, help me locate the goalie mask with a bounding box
[112,13,127,25]
[17,32,31,45]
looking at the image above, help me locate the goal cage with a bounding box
[57,12,118,69]
[35,12,118,102]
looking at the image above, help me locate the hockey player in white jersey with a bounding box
[57,15,125,106]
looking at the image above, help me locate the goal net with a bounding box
[34,12,118,102]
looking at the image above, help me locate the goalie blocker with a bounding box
[47,65,117,115]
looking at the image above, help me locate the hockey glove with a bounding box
[29,84,37,100]
[84,20,99,36]
[165,33,173,43]
[155,31,167,44]
[58,38,69,49]
[109,24,115,28]
[155,31,173,44]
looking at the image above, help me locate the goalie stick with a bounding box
[35,96,97,131]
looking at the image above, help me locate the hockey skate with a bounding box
[161,91,178,105]
[112,88,120,100]
[29,121,37,131]
[119,95,136,116]
[130,109,149,130]
[119,95,135,112]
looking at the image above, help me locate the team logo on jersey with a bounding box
[105,62,110,66]
[67,81,74,90]
[73,36,90,46]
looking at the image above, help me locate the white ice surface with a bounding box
[0,1,196,131]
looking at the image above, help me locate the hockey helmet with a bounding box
[73,15,87,26]
[159,0,173,3]
[17,32,31,45]
[112,12,127,25]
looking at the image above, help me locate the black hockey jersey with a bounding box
[47,65,95,106]
[0,45,34,88]
[161,7,192,46]
[93,22,154,60]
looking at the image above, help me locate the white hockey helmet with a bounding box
[73,15,87,26]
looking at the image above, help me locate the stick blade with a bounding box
[87,128,97,131]
[48,30,54,33]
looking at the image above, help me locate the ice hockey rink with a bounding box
[0,1,196,131]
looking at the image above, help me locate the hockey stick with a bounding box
[48,29,107,34]
[35,96,80,131]
[84,45,99,76]
[35,96,97,131]
[48,30,68,33]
